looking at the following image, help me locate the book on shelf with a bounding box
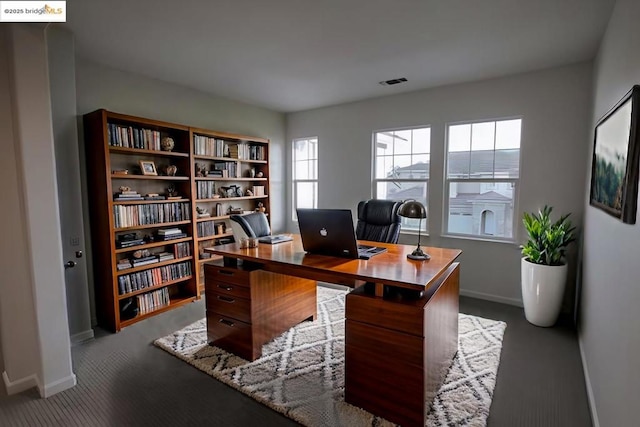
[117,260,133,270]
[115,198,145,202]
[116,239,145,248]
[156,232,187,241]
[132,258,160,267]
[157,251,176,262]
[157,227,182,235]
[144,195,166,201]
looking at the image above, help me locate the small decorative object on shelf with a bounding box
[112,169,129,175]
[256,171,264,178]
[133,248,152,259]
[249,167,256,178]
[256,202,266,213]
[246,189,253,196]
[166,184,178,199]
[165,164,177,176]
[139,160,158,176]
[195,163,207,177]
[196,206,211,218]
[160,136,175,151]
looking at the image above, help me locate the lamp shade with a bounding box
[398,200,426,219]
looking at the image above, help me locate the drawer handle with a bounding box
[217,284,233,291]
[217,295,235,303]
[219,270,234,276]
[219,318,235,327]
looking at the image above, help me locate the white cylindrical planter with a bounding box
[521,258,567,327]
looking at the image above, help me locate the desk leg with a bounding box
[345,264,459,427]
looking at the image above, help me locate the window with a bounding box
[373,127,430,232]
[292,137,318,220]
[445,118,521,240]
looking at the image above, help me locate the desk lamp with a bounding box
[398,200,430,260]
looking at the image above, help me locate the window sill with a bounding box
[440,233,519,246]
[399,230,429,237]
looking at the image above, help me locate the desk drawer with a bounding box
[206,293,251,324]
[206,311,253,360]
[205,264,251,286]
[206,281,251,300]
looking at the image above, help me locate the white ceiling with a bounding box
[63,0,615,113]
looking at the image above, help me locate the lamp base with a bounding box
[407,247,430,261]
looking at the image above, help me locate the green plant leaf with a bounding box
[521,205,575,265]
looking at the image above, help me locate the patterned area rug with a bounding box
[155,287,506,426]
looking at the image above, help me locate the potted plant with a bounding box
[521,206,576,327]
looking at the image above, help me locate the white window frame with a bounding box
[292,137,318,221]
[443,117,522,243]
[372,126,431,234]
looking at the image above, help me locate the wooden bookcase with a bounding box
[190,127,270,293]
[83,109,270,331]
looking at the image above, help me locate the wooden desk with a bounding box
[205,235,461,427]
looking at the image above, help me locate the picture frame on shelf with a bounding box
[139,160,158,176]
[589,85,640,224]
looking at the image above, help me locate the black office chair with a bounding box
[229,212,271,239]
[355,199,403,244]
[355,199,410,297]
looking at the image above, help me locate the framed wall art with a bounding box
[590,85,640,224]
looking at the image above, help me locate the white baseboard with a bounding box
[578,331,600,427]
[2,370,39,395]
[460,289,523,307]
[38,373,76,398]
[70,329,94,345]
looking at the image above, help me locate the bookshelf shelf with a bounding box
[113,198,190,205]
[196,232,234,243]
[117,275,194,300]
[196,215,230,223]
[111,175,190,181]
[109,146,190,158]
[84,109,270,330]
[116,256,193,277]
[195,177,268,182]
[115,237,192,254]
[114,220,192,232]
[119,295,197,328]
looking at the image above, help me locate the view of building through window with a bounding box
[292,137,318,220]
[445,118,521,239]
[373,127,430,232]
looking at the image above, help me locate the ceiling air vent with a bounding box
[379,77,408,86]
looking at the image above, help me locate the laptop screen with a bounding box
[296,208,359,258]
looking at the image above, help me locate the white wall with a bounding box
[0,24,75,397]
[287,63,592,307]
[0,25,42,396]
[47,26,94,343]
[74,58,286,322]
[581,0,640,425]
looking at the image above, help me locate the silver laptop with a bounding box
[296,208,387,259]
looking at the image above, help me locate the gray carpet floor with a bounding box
[0,294,592,426]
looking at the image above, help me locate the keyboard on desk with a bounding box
[357,244,387,259]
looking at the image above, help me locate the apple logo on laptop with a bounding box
[320,227,328,237]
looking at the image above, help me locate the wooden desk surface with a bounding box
[205,235,461,291]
